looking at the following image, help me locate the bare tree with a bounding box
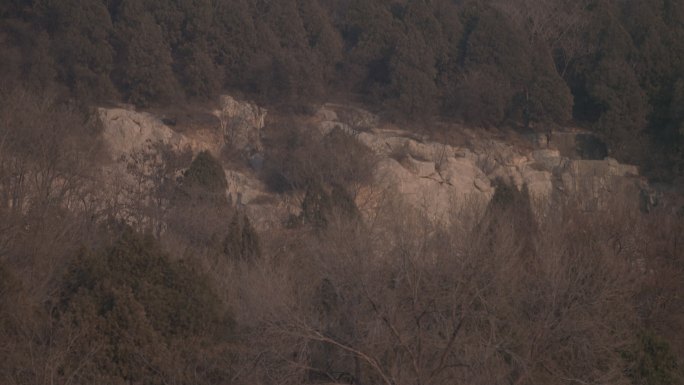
[494,0,597,76]
[231,191,642,385]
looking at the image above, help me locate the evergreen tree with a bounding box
[176,39,222,98]
[148,0,219,98]
[387,28,438,119]
[343,0,400,100]
[112,0,179,106]
[211,0,259,88]
[455,3,533,125]
[299,0,344,91]
[223,212,261,262]
[57,229,233,384]
[567,3,650,161]
[35,0,116,100]
[180,150,228,204]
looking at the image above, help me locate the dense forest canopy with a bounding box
[1,0,683,180]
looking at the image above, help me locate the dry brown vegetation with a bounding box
[1,88,683,385]
[227,188,683,385]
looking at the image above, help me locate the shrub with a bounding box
[623,332,681,385]
[57,228,234,384]
[223,212,261,262]
[181,150,227,194]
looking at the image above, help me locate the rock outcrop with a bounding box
[100,108,189,158]
[315,105,647,221]
[214,95,266,155]
[99,108,224,158]
[96,97,651,230]
[98,99,283,231]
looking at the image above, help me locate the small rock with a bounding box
[474,177,492,192]
[316,107,338,122]
[400,155,436,177]
[532,149,561,171]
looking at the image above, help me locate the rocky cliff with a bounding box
[97,96,650,229]
[315,104,647,220]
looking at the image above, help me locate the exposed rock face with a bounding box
[96,98,650,230]
[99,108,224,158]
[214,95,266,155]
[98,100,283,231]
[100,108,188,158]
[316,105,647,220]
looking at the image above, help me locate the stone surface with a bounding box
[214,95,266,154]
[99,108,188,159]
[96,97,650,231]
[98,98,286,231]
[532,149,562,171]
[314,105,646,217]
[323,103,379,131]
[400,155,436,178]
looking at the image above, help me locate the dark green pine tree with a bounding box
[211,0,259,89]
[343,0,400,99]
[387,0,457,120]
[387,28,439,119]
[36,0,117,101]
[298,0,344,92]
[223,212,261,262]
[112,0,180,106]
[148,0,220,98]
[454,3,533,125]
[570,3,650,162]
[179,150,228,204]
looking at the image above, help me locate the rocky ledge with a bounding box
[97,97,651,229]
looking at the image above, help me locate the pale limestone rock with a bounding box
[225,169,266,205]
[405,140,455,162]
[98,103,284,232]
[99,108,188,159]
[315,106,338,122]
[400,155,436,178]
[440,157,479,185]
[324,103,380,130]
[319,121,353,136]
[511,154,529,168]
[375,158,488,222]
[619,164,639,177]
[474,177,492,193]
[532,149,562,171]
[521,168,553,199]
[98,100,650,230]
[214,95,266,154]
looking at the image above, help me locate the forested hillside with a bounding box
[1,0,683,179]
[1,1,684,385]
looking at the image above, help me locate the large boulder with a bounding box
[214,95,266,154]
[99,108,188,159]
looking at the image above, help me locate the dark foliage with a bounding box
[223,212,261,262]
[56,228,234,384]
[1,0,683,176]
[180,150,228,201]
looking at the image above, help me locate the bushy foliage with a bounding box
[168,150,233,253]
[623,332,681,385]
[2,0,684,175]
[263,121,376,193]
[223,212,261,262]
[0,101,683,385]
[57,228,234,384]
[181,151,227,195]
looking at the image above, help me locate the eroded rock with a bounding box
[214,95,266,154]
[315,105,645,218]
